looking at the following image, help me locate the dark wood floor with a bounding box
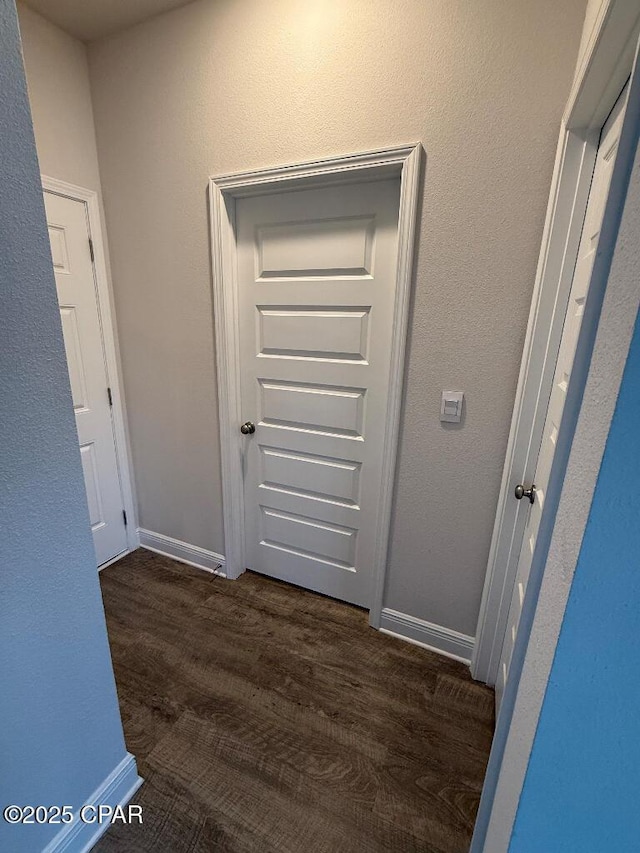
[95,549,494,853]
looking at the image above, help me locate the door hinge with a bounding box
[107,387,113,407]
[122,509,128,527]
[89,237,95,262]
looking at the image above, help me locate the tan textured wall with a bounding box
[88,0,585,636]
[17,3,101,191]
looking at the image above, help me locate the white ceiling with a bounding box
[23,0,196,42]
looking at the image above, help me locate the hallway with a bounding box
[96,551,494,852]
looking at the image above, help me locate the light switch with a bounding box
[440,391,464,423]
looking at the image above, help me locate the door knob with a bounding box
[514,483,536,504]
[240,421,255,435]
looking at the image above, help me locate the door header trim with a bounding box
[210,143,420,196]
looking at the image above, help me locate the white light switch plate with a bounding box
[440,391,464,423]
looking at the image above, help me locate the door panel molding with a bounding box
[42,175,139,560]
[209,144,422,625]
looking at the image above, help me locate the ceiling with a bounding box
[23,0,196,42]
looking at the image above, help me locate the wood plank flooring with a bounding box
[95,549,494,853]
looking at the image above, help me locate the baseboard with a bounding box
[42,753,142,853]
[138,528,226,577]
[379,608,475,664]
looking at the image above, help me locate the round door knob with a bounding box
[240,421,256,435]
[515,483,536,504]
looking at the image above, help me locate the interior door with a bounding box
[44,190,128,567]
[496,84,629,708]
[236,178,401,607]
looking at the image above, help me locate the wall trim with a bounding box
[40,175,140,557]
[41,753,142,853]
[138,528,226,576]
[208,144,423,628]
[379,608,474,664]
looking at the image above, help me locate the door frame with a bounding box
[473,23,640,853]
[42,175,139,562]
[208,144,422,624]
[471,0,640,685]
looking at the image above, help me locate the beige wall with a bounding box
[17,3,101,192]
[86,0,585,637]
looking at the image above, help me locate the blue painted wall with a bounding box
[0,2,133,850]
[509,303,640,852]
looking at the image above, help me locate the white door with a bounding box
[44,191,128,567]
[496,85,629,707]
[236,178,401,607]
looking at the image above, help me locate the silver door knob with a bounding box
[514,483,536,504]
[240,421,255,435]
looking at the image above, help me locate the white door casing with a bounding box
[236,180,400,607]
[472,0,640,687]
[209,145,422,620]
[472,5,640,850]
[495,84,629,708]
[44,185,135,567]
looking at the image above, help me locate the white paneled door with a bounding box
[236,178,401,607]
[496,84,629,708]
[44,191,128,567]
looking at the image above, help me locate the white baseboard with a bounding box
[138,528,226,577]
[42,753,142,853]
[379,608,475,664]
